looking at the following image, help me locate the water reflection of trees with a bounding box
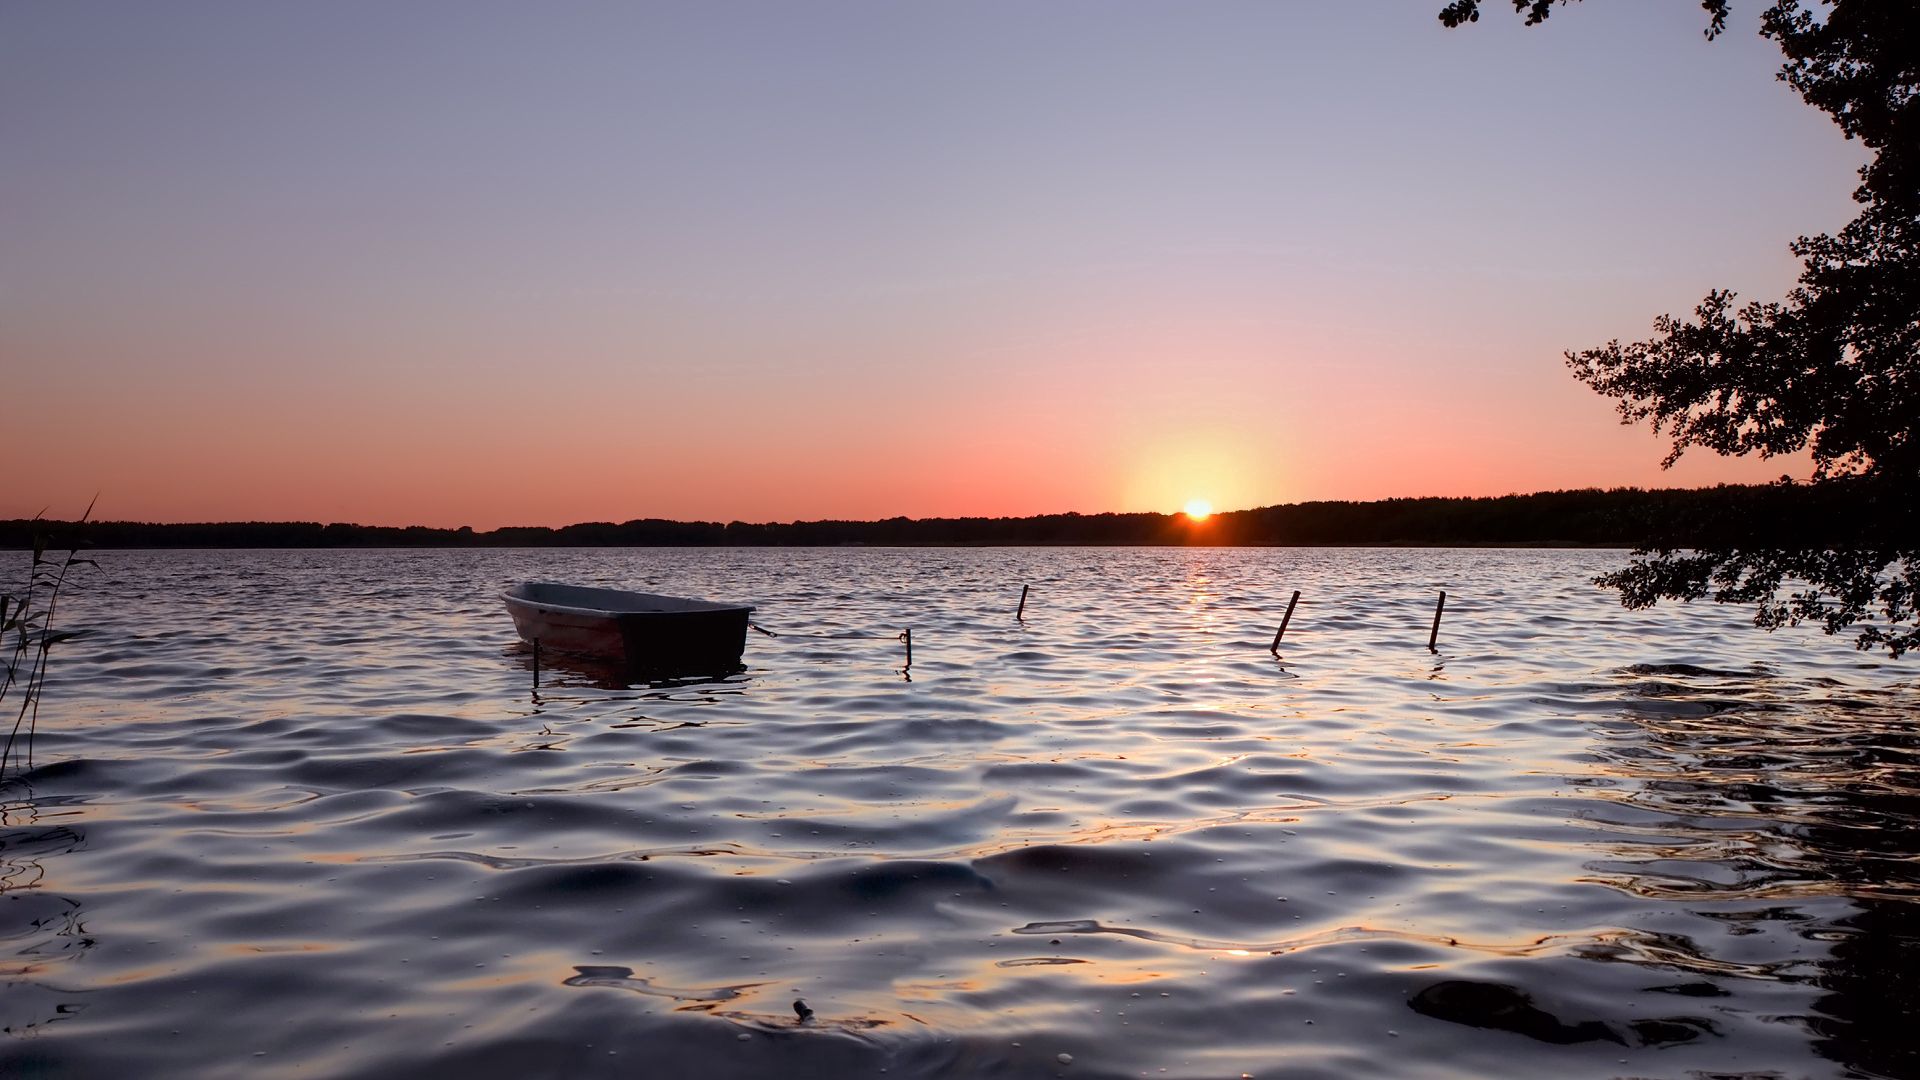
[1580,670,1920,1078]
[0,782,93,1040]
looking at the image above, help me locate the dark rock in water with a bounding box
[975,843,1163,883]
[1620,663,1747,678]
[572,965,634,981]
[793,999,814,1022]
[841,860,993,901]
[1643,981,1731,998]
[1409,980,1715,1047]
[14,757,96,784]
[1627,1017,1715,1045]
[498,861,655,901]
[1408,980,1624,1045]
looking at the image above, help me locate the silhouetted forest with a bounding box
[0,484,1872,550]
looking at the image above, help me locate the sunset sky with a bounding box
[2,1,1863,529]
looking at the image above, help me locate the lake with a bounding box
[3,547,1916,1078]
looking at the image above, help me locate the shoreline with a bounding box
[0,483,1813,550]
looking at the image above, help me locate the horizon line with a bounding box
[2,481,1797,533]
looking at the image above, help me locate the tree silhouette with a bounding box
[1445,0,1919,656]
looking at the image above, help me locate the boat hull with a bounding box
[503,583,752,678]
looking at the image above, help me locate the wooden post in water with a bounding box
[900,628,912,671]
[1016,584,1030,621]
[1428,591,1446,653]
[532,638,541,687]
[1269,590,1301,656]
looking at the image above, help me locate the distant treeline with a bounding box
[0,484,1884,551]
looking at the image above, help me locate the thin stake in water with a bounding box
[1270,590,1301,656]
[1017,584,1029,621]
[532,638,541,687]
[899,628,912,671]
[1428,590,1447,653]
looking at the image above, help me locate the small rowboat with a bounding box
[502,582,753,676]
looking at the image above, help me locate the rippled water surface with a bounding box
[4,547,1918,1079]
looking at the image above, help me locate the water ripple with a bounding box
[4,547,1917,1079]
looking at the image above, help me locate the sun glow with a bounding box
[1183,498,1213,522]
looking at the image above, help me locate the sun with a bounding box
[1183,498,1213,522]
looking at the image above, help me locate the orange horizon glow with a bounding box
[3,324,1816,529]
